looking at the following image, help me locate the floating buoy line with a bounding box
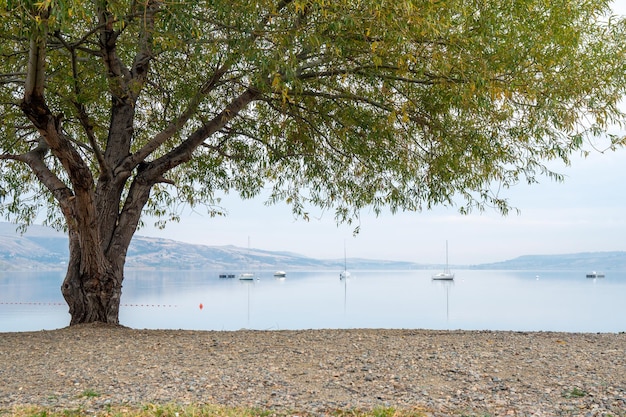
[0,301,178,308]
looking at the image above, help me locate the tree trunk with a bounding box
[61,227,123,325]
[61,266,122,325]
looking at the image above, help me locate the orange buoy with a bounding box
[199,303,203,310]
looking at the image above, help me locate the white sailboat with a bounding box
[239,236,255,280]
[432,240,454,280]
[340,242,350,279]
[239,272,255,280]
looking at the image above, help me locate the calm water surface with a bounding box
[1,269,624,332]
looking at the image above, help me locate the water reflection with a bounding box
[2,270,626,332]
[432,279,453,321]
[341,273,349,315]
[241,279,254,326]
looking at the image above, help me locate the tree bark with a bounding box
[61,228,123,325]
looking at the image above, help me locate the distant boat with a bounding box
[239,272,255,280]
[340,242,350,279]
[219,273,236,279]
[586,271,605,278]
[273,270,287,278]
[432,240,455,281]
[239,236,255,280]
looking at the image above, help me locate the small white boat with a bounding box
[273,270,287,278]
[432,240,455,280]
[586,271,605,278]
[432,271,454,280]
[239,237,255,280]
[239,272,255,280]
[339,242,350,279]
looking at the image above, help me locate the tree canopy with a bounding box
[0,0,625,324]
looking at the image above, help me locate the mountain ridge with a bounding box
[0,223,423,271]
[1,222,625,271]
[469,251,626,271]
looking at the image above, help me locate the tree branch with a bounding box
[96,3,130,100]
[3,142,76,219]
[143,86,261,182]
[53,31,107,173]
[116,64,230,179]
[22,6,49,105]
[129,0,159,101]
[114,0,299,179]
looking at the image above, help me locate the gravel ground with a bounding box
[1,324,625,416]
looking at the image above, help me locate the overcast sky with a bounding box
[137,3,626,265]
[139,138,625,265]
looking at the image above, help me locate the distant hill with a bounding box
[470,252,626,271]
[0,223,69,270]
[125,236,420,271]
[0,222,421,271]
[2,222,625,272]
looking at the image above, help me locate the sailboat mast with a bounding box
[445,240,449,272]
[239,235,255,280]
[340,240,350,279]
[433,240,454,280]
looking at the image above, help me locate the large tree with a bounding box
[1,0,625,325]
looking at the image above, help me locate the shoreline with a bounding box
[1,325,625,415]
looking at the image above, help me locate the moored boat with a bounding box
[432,240,455,280]
[339,242,350,280]
[239,272,255,280]
[432,271,455,280]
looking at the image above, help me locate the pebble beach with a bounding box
[1,324,625,415]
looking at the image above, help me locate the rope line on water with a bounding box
[0,301,178,307]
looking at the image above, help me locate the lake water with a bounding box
[1,269,625,333]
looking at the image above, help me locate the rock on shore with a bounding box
[1,325,624,415]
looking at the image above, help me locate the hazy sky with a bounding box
[140,138,626,265]
[138,3,626,265]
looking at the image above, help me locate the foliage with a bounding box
[0,0,623,230]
